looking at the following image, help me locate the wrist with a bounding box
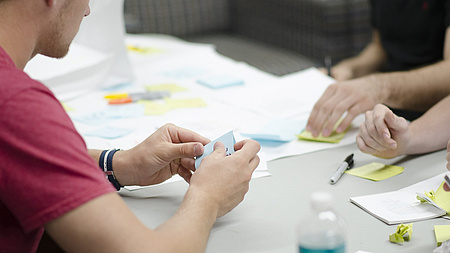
[184,185,220,220]
[111,149,137,186]
[99,149,123,190]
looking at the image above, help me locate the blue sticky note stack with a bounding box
[195,131,236,169]
[197,75,244,89]
[241,119,306,142]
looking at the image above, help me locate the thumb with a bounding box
[211,141,226,157]
[384,110,408,134]
[170,142,204,159]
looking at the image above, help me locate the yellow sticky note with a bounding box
[297,130,347,143]
[390,223,413,244]
[297,118,349,143]
[138,101,170,115]
[165,98,207,109]
[434,182,450,214]
[345,162,404,181]
[127,45,164,54]
[146,83,187,93]
[61,102,75,112]
[435,225,450,246]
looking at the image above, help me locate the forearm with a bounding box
[154,187,219,252]
[371,59,450,111]
[404,95,450,154]
[335,30,386,78]
[337,43,386,78]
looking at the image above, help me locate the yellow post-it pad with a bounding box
[146,83,187,93]
[433,182,450,214]
[297,130,347,143]
[435,225,450,246]
[165,98,207,109]
[345,162,404,181]
[297,118,349,143]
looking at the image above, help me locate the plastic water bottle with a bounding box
[296,191,347,253]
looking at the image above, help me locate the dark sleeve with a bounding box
[370,0,376,28]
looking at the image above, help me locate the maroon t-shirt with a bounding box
[0,47,115,252]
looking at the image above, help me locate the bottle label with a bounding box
[299,244,345,253]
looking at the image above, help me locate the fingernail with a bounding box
[322,129,330,137]
[306,125,311,132]
[194,143,203,156]
[389,143,397,149]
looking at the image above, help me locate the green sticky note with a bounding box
[345,162,404,181]
[435,225,450,246]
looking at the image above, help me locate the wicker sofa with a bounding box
[124,0,372,76]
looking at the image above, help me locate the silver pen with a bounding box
[330,153,354,184]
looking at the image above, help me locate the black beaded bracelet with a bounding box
[99,149,123,191]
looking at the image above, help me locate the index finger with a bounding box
[167,124,210,145]
[234,139,261,157]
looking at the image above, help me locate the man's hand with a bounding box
[318,65,355,81]
[306,76,381,137]
[188,139,260,218]
[114,123,210,186]
[356,104,410,159]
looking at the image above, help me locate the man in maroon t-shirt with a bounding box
[0,0,260,252]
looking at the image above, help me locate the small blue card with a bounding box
[195,131,236,169]
[197,75,244,89]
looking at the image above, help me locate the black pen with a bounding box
[330,153,354,184]
[325,56,332,77]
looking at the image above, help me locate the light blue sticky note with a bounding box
[195,131,236,169]
[73,111,112,125]
[73,104,145,125]
[197,75,244,89]
[85,126,134,139]
[162,67,206,79]
[241,119,306,142]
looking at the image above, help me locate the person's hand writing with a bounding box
[188,139,260,218]
[306,76,381,137]
[113,123,210,186]
[356,104,410,159]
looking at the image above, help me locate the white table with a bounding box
[121,143,450,252]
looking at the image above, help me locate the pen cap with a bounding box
[310,191,333,212]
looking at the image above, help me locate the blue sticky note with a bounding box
[162,67,206,79]
[85,126,134,139]
[73,110,112,125]
[197,75,244,89]
[73,104,145,125]
[241,119,306,142]
[195,131,236,169]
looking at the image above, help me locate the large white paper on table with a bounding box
[63,34,363,193]
[350,172,448,225]
[24,0,133,101]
